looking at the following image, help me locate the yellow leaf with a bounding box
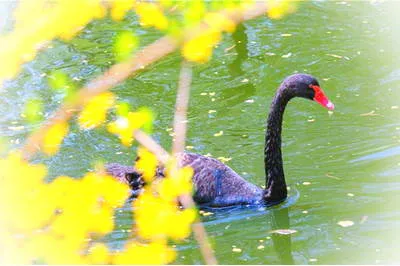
[266,0,296,19]
[87,243,110,264]
[135,147,158,183]
[110,0,135,21]
[182,29,221,63]
[113,31,138,62]
[78,92,115,129]
[23,98,43,123]
[42,122,69,155]
[107,109,153,146]
[113,241,176,264]
[135,3,169,30]
[204,12,236,33]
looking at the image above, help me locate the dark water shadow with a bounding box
[219,23,257,107]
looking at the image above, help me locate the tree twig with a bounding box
[133,129,170,164]
[171,61,192,155]
[171,61,217,264]
[21,1,269,160]
[21,36,178,159]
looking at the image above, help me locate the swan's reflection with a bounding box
[219,22,257,107]
[270,206,295,264]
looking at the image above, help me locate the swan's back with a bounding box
[106,152,263,207]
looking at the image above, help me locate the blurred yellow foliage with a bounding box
[113,31,139,62]
[135,147,158,183]
[87,243,110,264]
[0,152,130,264]
[158,165,194,202]
[107,109,153,146]
[134,190,196,241]
[184,0,206,26]
[133,154,196,242]
[110,0,135,21]
[113,241,176,264]
[135,3,169,30]
[78,92,116,129]
[182,29,221,63]
[266,0,296,19]
[42,121,69,155]
[0,0,106,83]
[204,12,236,33]
[23,98,44,123]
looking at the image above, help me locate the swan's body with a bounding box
[106,74,334,207]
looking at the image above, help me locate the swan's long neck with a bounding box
[264,86,293,203]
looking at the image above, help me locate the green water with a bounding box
[1,1,399,264]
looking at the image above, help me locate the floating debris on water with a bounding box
[245,99,254,103]
[241,78,249,83]
[224,44,236,52]
[199,210,214,216]
[265,52,276,56]
[282,52,292,58]
[270,229,297,235]
[302,181,311,185]
[232,247,242,253]
[326,173,342,180]
[208,110,217,114]
[347,193,355,197]
[302,210,308,214]
[309,258,318,262]
[214,130,224,137]
[326,53,350,60]
[218,156,232,163]
[257,245,265,250]
[337,220,354,227]
[360,110,381,117]
[281,33,292,37]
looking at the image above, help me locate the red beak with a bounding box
[310,85,335,110]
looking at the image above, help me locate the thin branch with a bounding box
[171,62,217,264]
[133,130,170,164]
[21,36,178,159]
[21,1,269,160]
[171,61,192,155]
[133,129,217,264]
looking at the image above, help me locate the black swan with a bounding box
[106,74,334,207]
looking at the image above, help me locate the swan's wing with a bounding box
[106,152,263,206]
[177,153,263,206]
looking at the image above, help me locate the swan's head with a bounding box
[283,73,335,110]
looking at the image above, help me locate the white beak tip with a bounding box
[326,101,335,110]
